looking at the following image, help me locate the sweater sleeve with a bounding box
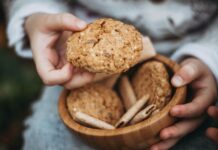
[6,0,69,58]
[171,15,218,85]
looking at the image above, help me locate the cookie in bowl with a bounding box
[66,83,124,126]
[131,60,172,109]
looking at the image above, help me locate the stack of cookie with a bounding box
[65,18,172,129]
[66,60,172,129]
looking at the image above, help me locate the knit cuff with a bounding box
[7,1,69,58]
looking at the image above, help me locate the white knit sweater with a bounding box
[4,0,218,150]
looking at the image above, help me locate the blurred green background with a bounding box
[0,4,42,150]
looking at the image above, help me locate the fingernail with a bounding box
[163,132,170,139]
[172,75,183,87]
[150,146,158,150]
[171,107,180,116]
[183,65,195,76]
[77,21,87,29]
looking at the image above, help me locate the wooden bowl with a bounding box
[58,54,187,150]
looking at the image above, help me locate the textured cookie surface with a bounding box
[67,83,124,125]
[132,61,172,109]
[66,18,143,74]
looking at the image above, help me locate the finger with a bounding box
[36,55,73,85]
[171,59,202,87]
[208,106,218,120]
[150,138,179,150]
[206,127,218,144]
[63,71,94,89]
[171,89,212,118]
[45,13,87,31]
[160,117,204,140]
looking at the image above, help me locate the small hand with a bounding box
[25,13,94,89]
[150,58,217,150]
[206,106,218,144]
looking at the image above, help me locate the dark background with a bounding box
[0,3,42,150]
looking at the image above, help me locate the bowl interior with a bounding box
[58,54,187,137]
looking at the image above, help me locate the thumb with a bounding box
[171,59,202,87]
[45,13,87,31]
[207,106,218,120]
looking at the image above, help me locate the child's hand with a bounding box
[150,58,217,150]
[206,106,218,144]
[25,13,94,89]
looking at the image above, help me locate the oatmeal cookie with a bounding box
[66,18,143,74]
[131,61,172,109]
[67,83,124,125]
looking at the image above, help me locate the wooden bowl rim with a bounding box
[58,54,186,137]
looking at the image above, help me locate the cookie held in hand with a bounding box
[66,18,143,74]
[132,61,172,109]
[67,83,124,125]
